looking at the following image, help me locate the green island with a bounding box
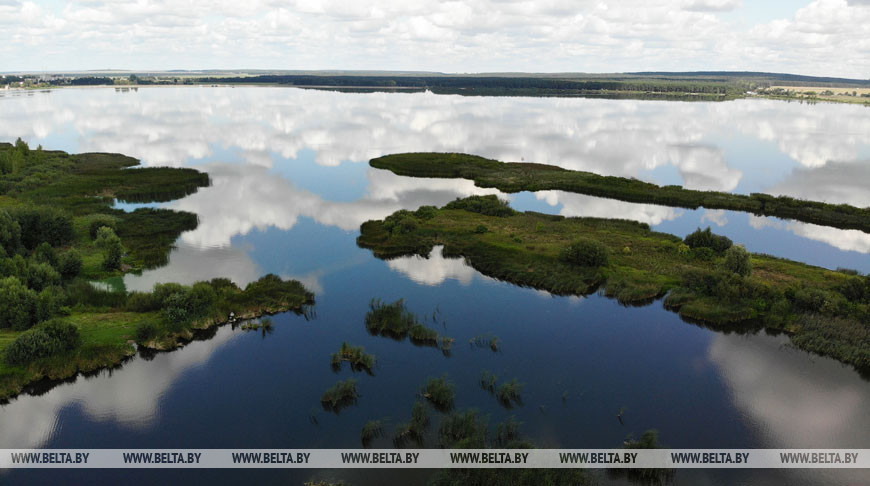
[371,153,870,234]
[358,195,870,372]
[0,140,314,401]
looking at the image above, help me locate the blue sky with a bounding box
[2,0,868,78]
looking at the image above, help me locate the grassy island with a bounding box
[0,140,315,401]
[370,153,870,234]
[358,196,869,371]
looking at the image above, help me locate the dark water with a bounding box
[1,87,869,485]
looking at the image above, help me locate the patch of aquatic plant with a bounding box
[479,370,498,392]
[370,152,870,234]
[421,375,455,411]
[470,333,500,352]
[497,379,524,407]
[331,341,376,374]
[320,379,359,413]
[361,420,384,447]
[365,298,451,349]
[394,401,430,447]
[240,317,274,337]
[608,429,675,486]
[358,198,870,372]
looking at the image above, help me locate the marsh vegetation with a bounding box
[365,298,451,349]
[0,140,315,400]
[370,152,870,234]
[331,342,376,374]
[358,196,870,371]
[321,379,359,413]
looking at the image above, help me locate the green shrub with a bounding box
[0,276,37,330]
[444,195,515,217]
[33,242,57,267]
[4,319,80,364]
[414,205,437,220]
[684,227,732,253]
[88,215,118,239]
[56,250,83,280]
[35,287,63,323]
[26,261,61,291]
[560,238,609,267]
[723,245,752,276]
[95,226,123,270]
[134,321,159,343]
[162,291,193,327]
[473,225,488,234]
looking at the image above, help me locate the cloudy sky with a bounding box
[2,0,869,78]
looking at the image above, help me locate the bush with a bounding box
[0,276,37,330]
[560,238,609,267]
[444,195,515,217]
[35,287,63,323]
[26,261,61,291]
[473,225,488,234]
[4,319,80,365]
[723,245,752,277]
[57,250,83,280]
[684,227,732,253]
[162,290,193,327]
[414,205,437,220]
[152,282,187,306]
[134,321,159,343]
[88,215,118,239]
[33,242,57,267]
[95,226,123,270]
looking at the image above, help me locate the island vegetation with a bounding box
[370,153,870,235]
[358,195,869,372]
[0,140,314,401]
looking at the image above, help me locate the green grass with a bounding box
[370,152,870,234]
[358,197,870,372]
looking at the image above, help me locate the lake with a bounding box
[1,87,868,485]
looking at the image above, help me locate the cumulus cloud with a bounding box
[1,1,869,77]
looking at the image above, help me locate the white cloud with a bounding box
[1,1,869,77]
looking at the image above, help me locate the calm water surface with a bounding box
[0,87,868,485]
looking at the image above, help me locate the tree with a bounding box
[95,226,123,270]
[26,261,61,291]
[0,209,22,254]
[0,276,37,330]
[723,245,752,277]
[57,250,83,280]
